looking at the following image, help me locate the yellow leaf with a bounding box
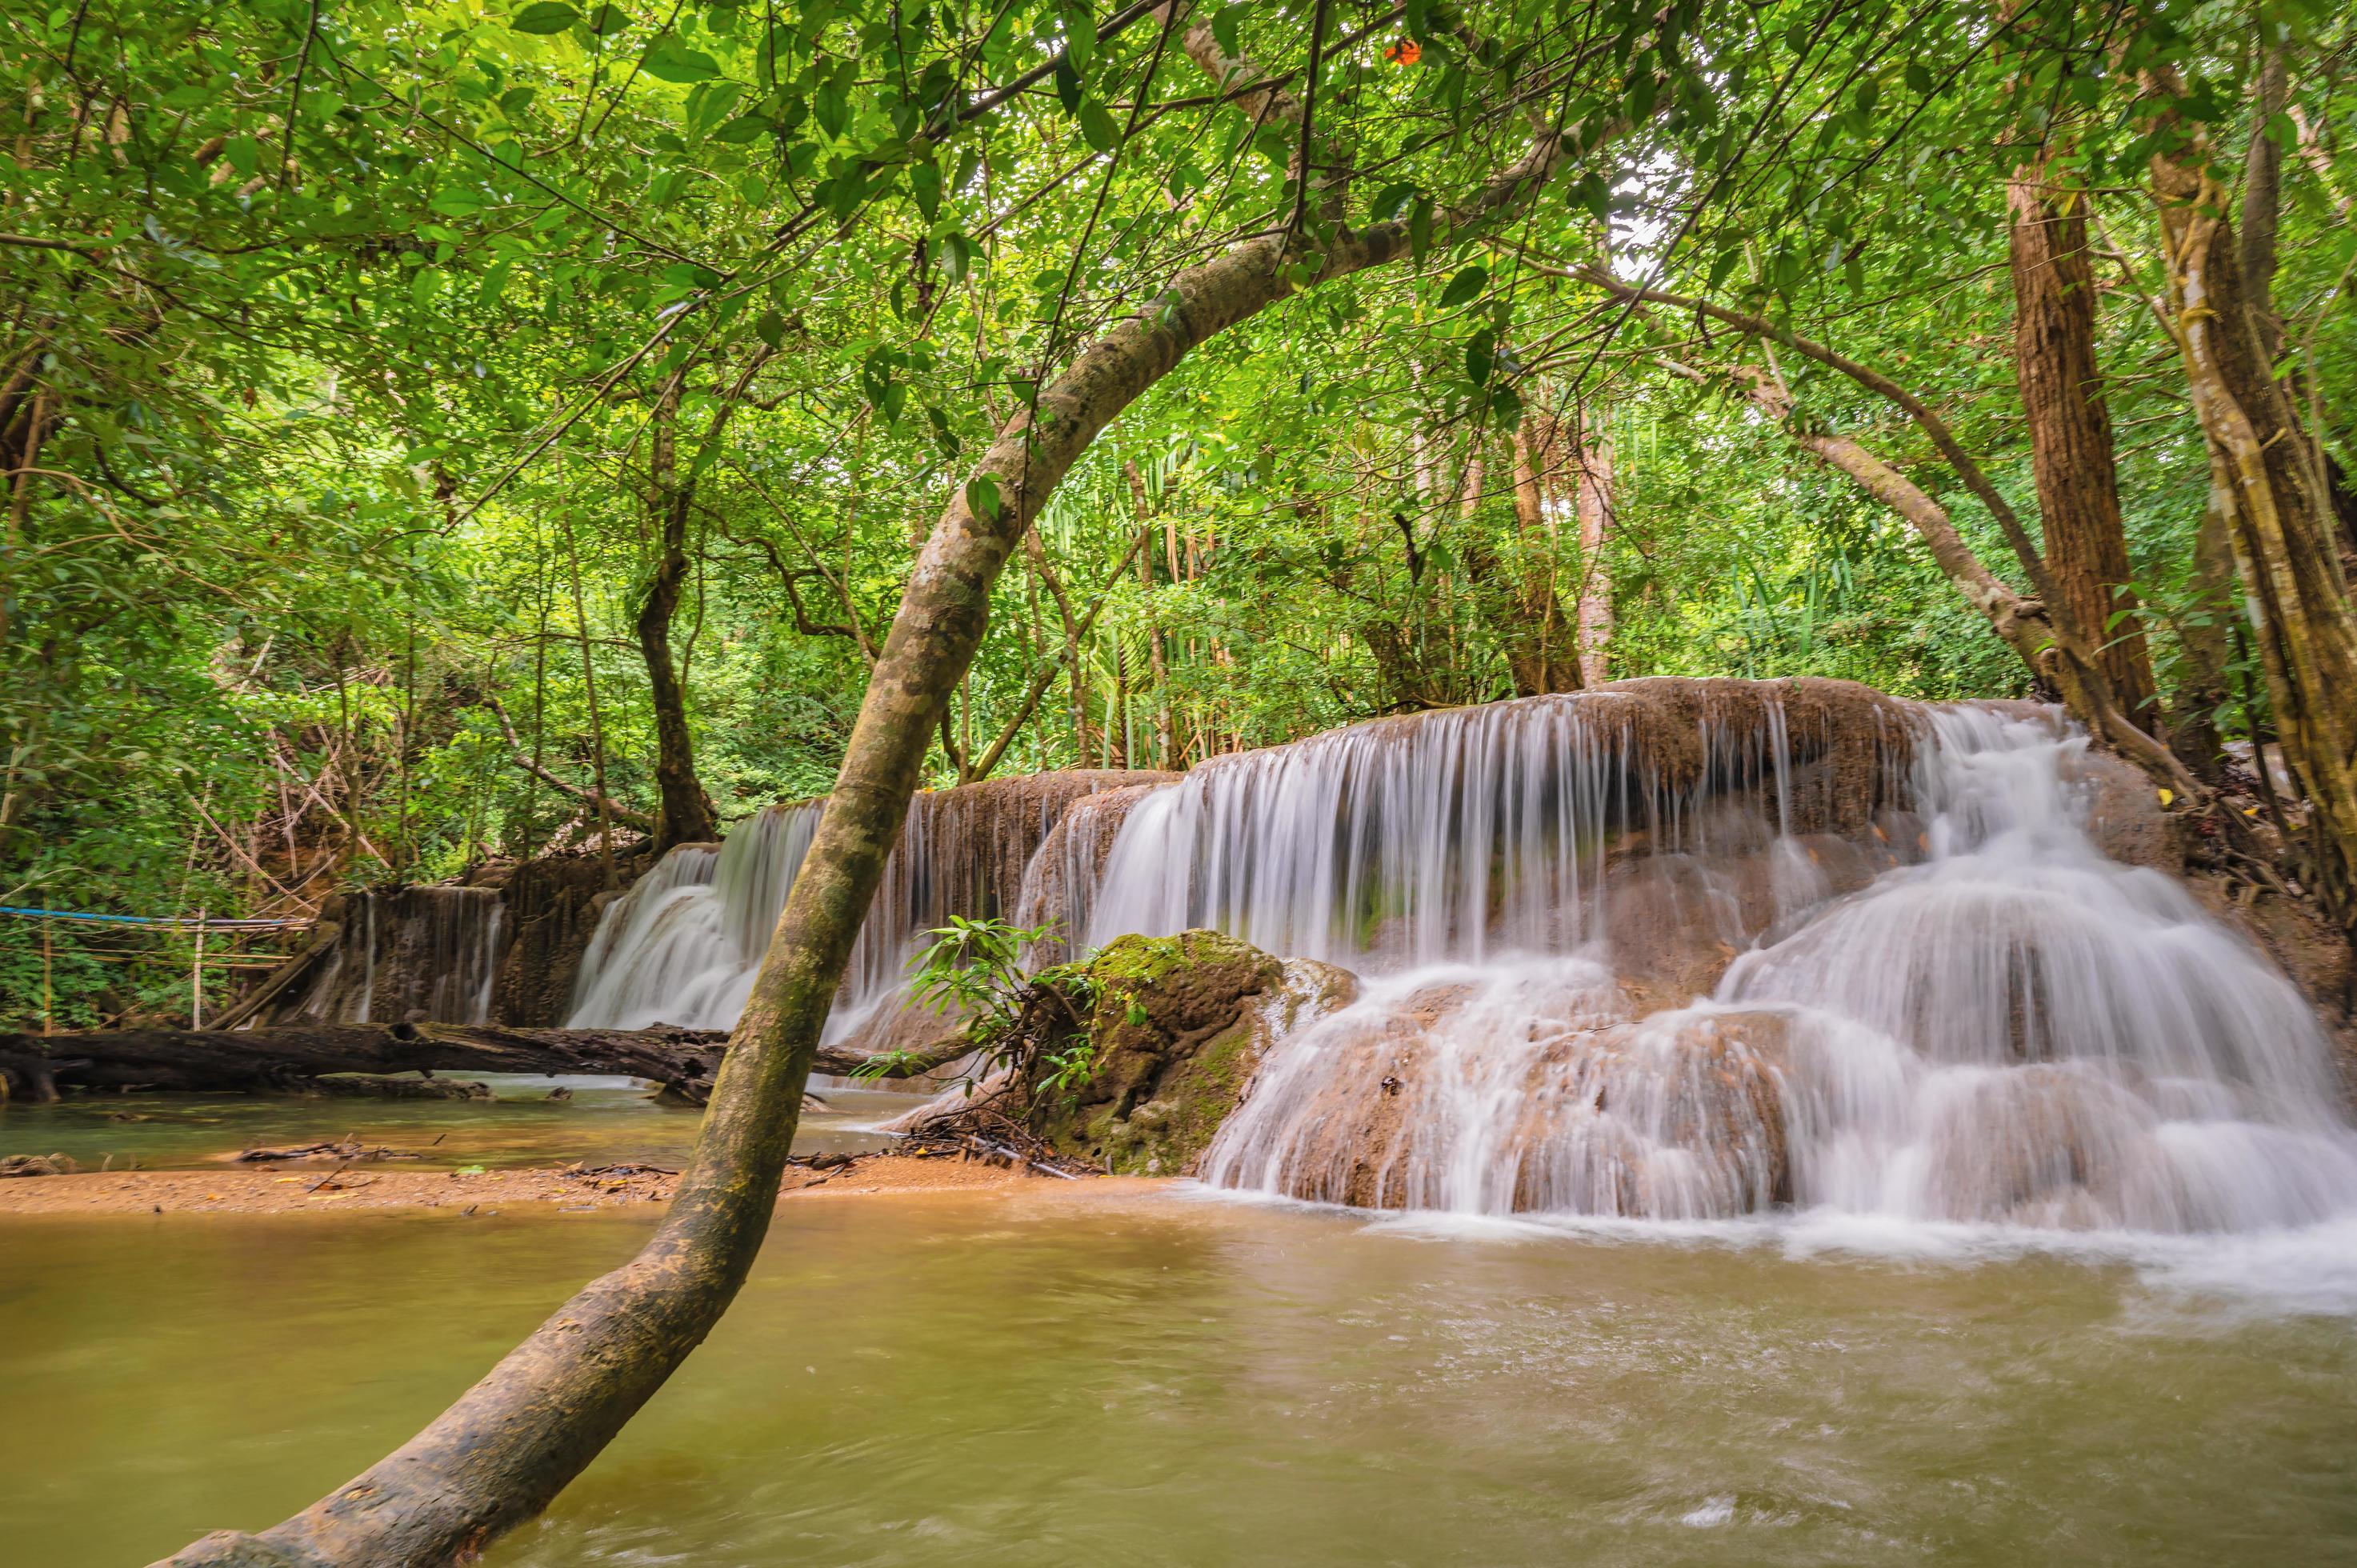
[2157,787,2175,806]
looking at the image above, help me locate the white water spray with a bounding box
[1191,698,2357,1234]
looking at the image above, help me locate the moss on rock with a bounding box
[1033,930,1355,1176]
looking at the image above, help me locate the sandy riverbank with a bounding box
[0,1151,1090,1216]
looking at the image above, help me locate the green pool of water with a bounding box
[0,1077,908,1171]
[3,1189,2352,1566]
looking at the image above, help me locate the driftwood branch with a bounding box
[0,1023,973,1105]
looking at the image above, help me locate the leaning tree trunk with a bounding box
[156,14,1575,1566]
[2007,166,2159,730]
[637,378,720,854]
[2148,89,2357,916]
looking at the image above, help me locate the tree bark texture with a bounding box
[2006,170,2158,727]
[638,378,720,853]
[2148,84,2357,912]
[1487,412,1579,694]
[1571,408,1615,688]
[156,14,1575,1565]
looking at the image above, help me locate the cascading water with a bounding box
[284,886,507,1025]
[1083,678,1910,970]
[567,772,1168,1045]
[1090,685,2357,1237]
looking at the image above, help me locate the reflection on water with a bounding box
[2,1187,2351,1568]
[0,1078,909,1171]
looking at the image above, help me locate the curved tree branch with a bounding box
[158,10,1587,1562]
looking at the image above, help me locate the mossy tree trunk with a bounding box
[154,11,1581,1564]
[2146,72,2357,916]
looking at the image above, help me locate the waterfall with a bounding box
[567,772,1168,1043]
[1140,685,2357,1235]
[1085,678,1912,970]
[288,885,508,1026]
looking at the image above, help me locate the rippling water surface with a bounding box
[4,1185,2352,1567]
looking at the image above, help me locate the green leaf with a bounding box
[1438,265,1487,310]
[1054,56,1082,114]
[926,404,960,457]
[1077,98,1119,154]
[1464,327,1496,386]
[712,112,773,144]
[1211,5,1244,58]
[755,309,789,349]
[1409,195,1434,262]
[938,230,974,283]
[965,474,1002,522]
[642,40,722,82]
[587,2,629,34]
[909,158,942,222]
[1062,5,1097,71]
[1369,182,1418,222]
[509,2,580,34]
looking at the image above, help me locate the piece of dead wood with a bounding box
[236,1138,418,1165]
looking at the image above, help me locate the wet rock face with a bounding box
[493,849,656,1025]
[1196,961,1793,1215]
[1031,930,1357,1177]
[274,883,521,1026]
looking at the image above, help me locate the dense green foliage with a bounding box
[2,0,2349,1023]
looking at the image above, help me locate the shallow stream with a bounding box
[4,1186,2353,1566]
[0,1076,904,1172]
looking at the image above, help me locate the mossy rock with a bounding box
[1032,930,1356,1176]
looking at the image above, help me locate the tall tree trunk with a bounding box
[2147,73,2357,914]
[1491,410,1579,693]
[1125,460,1177,767]
[1571,408,1615,687]
[1580,266,2191,788]
[637,376,719,853]
[2167,454,2238,775]
[158,21,1574,1566]
[1023,524,1096,766]
[2238,42,2287,365]
[2006,166,2159,728]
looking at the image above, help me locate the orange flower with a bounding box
[1384,38,1422,66]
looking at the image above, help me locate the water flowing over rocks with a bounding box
[271,886,508,1026]
[566,770,1174,1048]
[1042,680,2357,1235]
[254,677,2356,1243]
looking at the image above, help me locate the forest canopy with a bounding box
[4,0,2352,1025]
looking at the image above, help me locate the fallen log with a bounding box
[0,1022,972,1104]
